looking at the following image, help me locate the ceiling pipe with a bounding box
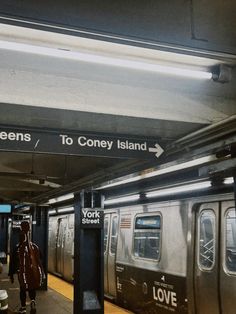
[170,115,236,148]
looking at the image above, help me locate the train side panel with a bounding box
[48,216,58,274]
[48,214,74,281]
[47,192,236,314]
[191,199,236,314]
[115,201,189,313]
[63,214,74,281]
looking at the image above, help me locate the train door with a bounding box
[104,215,110,294]
[63,214,74,281]
[56,217,67,276]
[48,218,57,273]
[104,212,119,299]
[194,200,236,314]
[220,201,236,314]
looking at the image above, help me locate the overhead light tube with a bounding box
[224,177,234,184]
[47,193,74,204]
[57,207,74,213]
[146,181,212,198]
[48,209,57,215]
[104,194,140,206]
[0,40,212,79]
[99,155,217,190]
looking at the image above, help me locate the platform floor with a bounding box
[0,263,72,313]
[0,263,132,313]
[47,274,132,314]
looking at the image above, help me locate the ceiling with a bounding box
[0,8,236,205]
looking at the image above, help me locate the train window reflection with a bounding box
[133,215,161,261]
[225,208,236,273]
[104,218,109,253]
[110,216,118,255]
[198,210,216,270]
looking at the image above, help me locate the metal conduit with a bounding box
[168,115,236,150]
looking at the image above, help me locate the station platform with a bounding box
[0,263,132,313]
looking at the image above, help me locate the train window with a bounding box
[225,208,236,273]
[198,210,216,270]
[104,218,109,253]
[133,215,161,261]
[110,216,118,255]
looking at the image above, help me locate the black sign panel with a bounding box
[116,263,188,313]
[0,126,164,160]
[80,209,104,229]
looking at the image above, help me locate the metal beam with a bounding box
[0,0,236,56]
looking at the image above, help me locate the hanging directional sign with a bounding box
[0,126,164,160]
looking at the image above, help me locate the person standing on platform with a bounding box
[8,221,44,314]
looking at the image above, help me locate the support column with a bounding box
[31,206,48,290]
[0,215,8,264]
[74,190,104,314]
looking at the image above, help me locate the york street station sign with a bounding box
[80,209,104,229]
[0,126,164,160]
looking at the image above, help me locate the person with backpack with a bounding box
[8,221,44,314]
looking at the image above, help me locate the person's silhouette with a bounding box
[9,221,44,314]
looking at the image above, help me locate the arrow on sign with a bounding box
[148,144,164,158]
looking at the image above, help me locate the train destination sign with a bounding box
[0,126,164,160]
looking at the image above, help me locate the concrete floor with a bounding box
[47,274,132,314]
[0,263,132,313]
[0,267,72,313]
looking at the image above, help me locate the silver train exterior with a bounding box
[48,192,236,314]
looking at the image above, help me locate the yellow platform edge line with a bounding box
[48,273,73,300]
[47,274,132,313]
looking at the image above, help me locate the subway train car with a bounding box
[48,213,74,282]
[48,191,236,314]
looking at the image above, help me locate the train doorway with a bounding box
[104,211,119,299]
[56,217,67,276]
[194,200,236,314]
[48,214,74,282]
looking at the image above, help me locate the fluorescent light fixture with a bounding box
[104,194,140,206]
[47,193,74,204]
[224,177,234,184]
[99,155,217,190]
[146,181,212,198]
[21,179,61,188]
[48,209,56,215]
[19,206,30,211]
[57,207,74,213]
[0,40,212,79]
